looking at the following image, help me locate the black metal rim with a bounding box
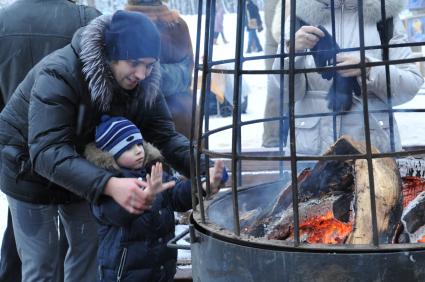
[191,213,425,253]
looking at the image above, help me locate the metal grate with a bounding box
[191,0,425,249]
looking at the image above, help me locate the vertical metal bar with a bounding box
[203,0,217,197]
[379,0,396,152]
[195,0,214,223]
[357,0,380,246]
[237,62,243,187]
[288,0,300,246]
[279,0,287,177]
[237,83,243,188]
[203,94,212,197]
[229,0,247,236]
[235,3,244,189]
[330,0,338,142]
[236,72,243,187]
[190,0,204,211]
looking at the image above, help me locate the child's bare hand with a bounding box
[207,160,225,194]
[145,162,175,197]
[146,162,163,193]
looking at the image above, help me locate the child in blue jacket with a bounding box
[86,115,226,281]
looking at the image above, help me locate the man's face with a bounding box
[110,58,156,90]
[116,143,145,170]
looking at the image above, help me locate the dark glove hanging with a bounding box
[311,25,361,112]
[257,25,263,32]
[330,75,361,111]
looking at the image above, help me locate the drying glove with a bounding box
[221,166,229,185]
[311,25,361,112]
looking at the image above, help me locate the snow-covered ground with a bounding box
[1,12,425,264]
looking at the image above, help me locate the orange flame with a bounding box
[297,211,353,244]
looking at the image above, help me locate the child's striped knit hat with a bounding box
[95,115,143,159]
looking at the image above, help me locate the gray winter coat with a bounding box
[272,0,424,155]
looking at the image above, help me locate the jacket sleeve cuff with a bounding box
[93,171,119,205]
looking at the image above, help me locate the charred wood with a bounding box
[241,136,403,245]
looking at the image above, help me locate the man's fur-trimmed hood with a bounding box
[84,141,163,171]
[78,14,161,112]
[296,0,406,25]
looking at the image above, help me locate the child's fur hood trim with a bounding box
[84,142,163,171]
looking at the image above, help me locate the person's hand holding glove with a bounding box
[290,25,325,52]
[336,53,370,78]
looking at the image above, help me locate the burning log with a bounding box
[242,136,403,245]
[266,194,353,244]
[347,154,402,244]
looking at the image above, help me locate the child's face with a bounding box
[116,143,145,170]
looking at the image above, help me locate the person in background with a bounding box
[245,0,263,53]
[0,1,100,281]
[262,0,283,147]
[0,10,196,281]
[86,115,226,281]
[126,0,194,139]
[214,0,229,45]
[272,0,423,155]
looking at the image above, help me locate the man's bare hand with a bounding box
[104,177,151,214]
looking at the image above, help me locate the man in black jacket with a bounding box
[0,1,100,281]
[0,10,195,281]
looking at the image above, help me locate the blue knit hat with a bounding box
[95,115,144,159]
[105,10,161,60]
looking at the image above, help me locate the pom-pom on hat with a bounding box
[104,10,161,60]
[95,115,144,159]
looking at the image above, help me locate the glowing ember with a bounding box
[402,176,425,208]
[297,211,353,244]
